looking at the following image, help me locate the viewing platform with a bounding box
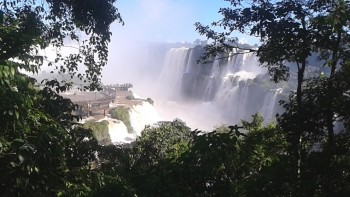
[61,86,143,119]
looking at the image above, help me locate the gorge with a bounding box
[114,43,292,131]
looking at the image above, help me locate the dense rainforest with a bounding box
[1,0,350,196]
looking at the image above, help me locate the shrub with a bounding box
[125,94,134,100]
[110,107,133,133]
[146,97,154,105]
[83,120,111,145]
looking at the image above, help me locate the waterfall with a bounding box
[158,47,190,98]
[106,118,136,144]
[238,83,250,117]
[134,45,285,129]
[202,59,220,100]
[259,88,280,122]
[129,102,161,136]
[108,43,326,130]
[102,101,161,144]
[185,49,196,73]
[259,88,283,122]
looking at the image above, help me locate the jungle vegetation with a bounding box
[1,0,350,196]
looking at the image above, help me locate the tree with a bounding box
[195,2,315,190]
[128,120,192,196]
[0,75,103,196]
[310,0,350,159]
[1,0,123,89]
[159,115,287,196]
[102,115,287,196]
[195,0,350,194]
[278,66,350,195]
[0,0,123,195]
[82,120,111,145]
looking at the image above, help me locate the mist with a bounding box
[100,0,269,131]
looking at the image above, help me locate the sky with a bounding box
[67,0,263,129]
[111,0,230,43]
[110,0,259,44]
[102,0,260,84]
[37,0,258,77]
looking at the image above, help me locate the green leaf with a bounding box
[3,66,9,78]
[13,138,25,143]
[15,110,19,119]
[10,66,15,76]
[18,155,24,164]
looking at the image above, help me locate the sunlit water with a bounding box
[105,45,284,133]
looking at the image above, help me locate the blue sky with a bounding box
[102,0,260,84]
[110,0,257,44]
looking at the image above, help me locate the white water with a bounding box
[203,59,220,100]
[259,88,283,122]
[154,99,225,131]
[152,47,281,129]
[93,102,162,144]
[158,47,190,98]
[104,118,136,144]
[232,71,256,80]
[109,45,284,131]
[129,102,161,136]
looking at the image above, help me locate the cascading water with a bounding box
[124,44,289,130]
[104,118,135,144]
[208,51,278,122]
[108,43,328,131]
[185,49,196,73]
[202,58,220,101]
[129,102,161,136]
[259,88,283,122]
[104,101,161,144]
[158,47,190,98]
[151,46,284,128]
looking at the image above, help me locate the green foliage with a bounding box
[213,124,231,133]
[0,0,122,196]
[128,119,192,196]
[109,107,133,133]
[196,1,350,195]
[125,94,135,100]
[2,0,350,196]
[0,78,101,196]
[1,0,123,90]
[133,119,192,162]
[277,68,350,195]
[89,117,289,196]
[92,175,136,197]
[82,120,111,145]
[165,115,286,196]
[241,113,264,132]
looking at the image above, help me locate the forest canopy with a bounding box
[1,0,350,196]
[0,0,124,196]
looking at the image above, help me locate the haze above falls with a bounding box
[101,0,278,131]
[102,42,285,131]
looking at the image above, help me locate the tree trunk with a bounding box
[326,31,341,154]
[294,61,306,195]
[324,30,341,196]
